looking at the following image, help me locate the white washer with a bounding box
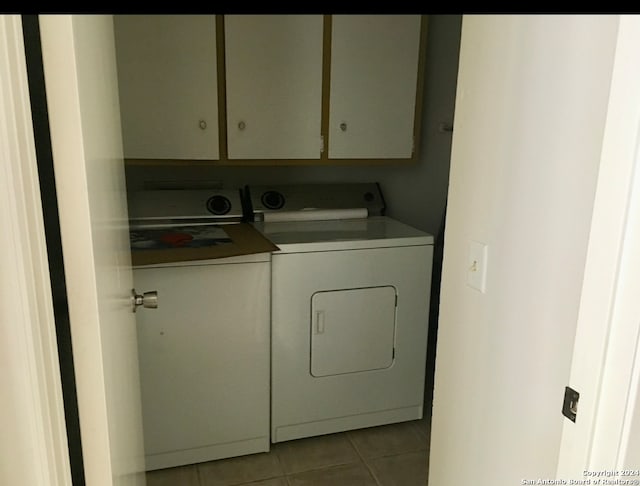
[133,255,270,469]
[129,189,271,470]
[248,184,434,443]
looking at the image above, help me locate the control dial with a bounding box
[261,190,285,210]
[206,195,232,215]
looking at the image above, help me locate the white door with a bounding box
[39,15,145,486]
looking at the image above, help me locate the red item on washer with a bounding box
[160,232,193,247]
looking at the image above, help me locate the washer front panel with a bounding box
[135,260,271,468]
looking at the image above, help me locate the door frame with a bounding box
[0,14,71,485]
[557,14,640,476]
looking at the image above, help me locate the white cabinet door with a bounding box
[114,15,219,160]
[328,15,422,159]
[225,15,324,159]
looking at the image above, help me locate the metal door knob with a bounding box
[238,120,246,131]
[199,120,207,130]
[339,122,347,132]
[131,289,158,313]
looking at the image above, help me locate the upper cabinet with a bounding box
[328,16,422,159]
[114,15,426,165]
[224,15,324,159]
[114,15,220,160]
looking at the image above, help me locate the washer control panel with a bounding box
[129,188,244,227]
[206,194,233,215]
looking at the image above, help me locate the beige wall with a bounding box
[430,15,619,485]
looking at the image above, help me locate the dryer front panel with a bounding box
[310,286,396,377]
[271,244,433,442]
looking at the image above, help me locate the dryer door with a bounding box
[310,286,397,377]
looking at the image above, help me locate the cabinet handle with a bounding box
[339,122,347,132]
[238,121,246,131]
[199,120,207,130]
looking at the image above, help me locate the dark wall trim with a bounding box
[21,15,86,486]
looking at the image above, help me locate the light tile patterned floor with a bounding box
[146,417,431,486]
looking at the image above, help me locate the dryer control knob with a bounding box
[261,190,285,210]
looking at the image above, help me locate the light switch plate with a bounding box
[468,241,488,293]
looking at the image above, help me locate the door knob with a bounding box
[131,289,158,313]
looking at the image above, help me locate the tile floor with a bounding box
[146,416,431,486]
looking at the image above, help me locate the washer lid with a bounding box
[252,216,433,253]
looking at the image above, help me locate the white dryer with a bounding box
[247,183,434,443]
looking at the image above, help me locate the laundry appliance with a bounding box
[129,188,274,470]
[246,183,434,443]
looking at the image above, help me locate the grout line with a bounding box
[411,419,428,441]
[344,430,364,459]
[188,421,431,486]
[277,431,382,484]
[345,430,384,486]
[271,444,295,486]
[271,442,286,474]
[195,461,205,486]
